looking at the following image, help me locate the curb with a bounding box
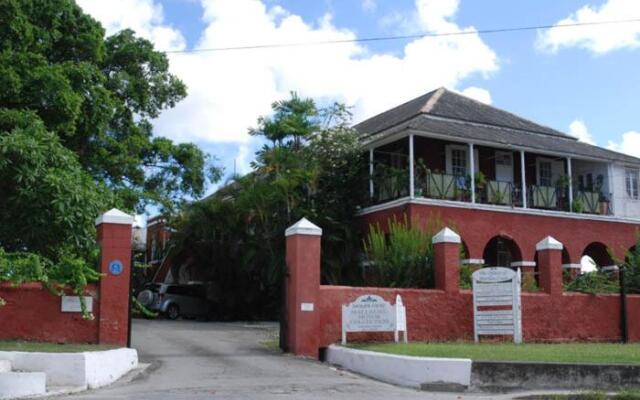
[325,345,472,390]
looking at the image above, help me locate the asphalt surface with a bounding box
[59,319,551,400]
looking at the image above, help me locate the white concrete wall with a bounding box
[611,163,640,219]
[0,372,46,399]
[84,348,138,389]
[326,345,471,389]
[0,351,86,387]
[0,348,138,389]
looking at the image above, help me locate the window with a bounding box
[451,148,467,176]
[586,173,593,191]
[496,153,512,166]
[539,161,552,187]
[626,169,639,200]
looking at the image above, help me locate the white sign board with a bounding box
[341,294,407,344]
[472,267,522,343]
[61,296,93,313]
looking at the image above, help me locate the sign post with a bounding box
[472,267,522,343]
[341,294,407,345]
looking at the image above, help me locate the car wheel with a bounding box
[137,290,154,307]
[166,304,180,320]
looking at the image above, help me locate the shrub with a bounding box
[564,271,619,294]
[363,216,434,288]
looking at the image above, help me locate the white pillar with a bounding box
[607,162,614,215]
[369,148,374,199]
[567,157,573,212]
[520,150,527,208]
[469,143,476,203]
[409,134,415,199]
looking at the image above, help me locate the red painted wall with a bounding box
[363,202,639,263]
[318,285,640,346]
[0,210,133,345]
[0,283,99,343]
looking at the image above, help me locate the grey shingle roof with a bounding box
[355,87,640,165]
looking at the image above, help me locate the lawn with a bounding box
[349,342,640,365]
[0,341,117,353]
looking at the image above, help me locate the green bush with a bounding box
[363,216,434,288]
[564,271,619,294]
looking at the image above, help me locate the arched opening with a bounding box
[562,248,571,265]
[460,240,470,259]
[625,245,637,265]
[561,247,575,284]
[483,236,522,268]
[582,242,614,271]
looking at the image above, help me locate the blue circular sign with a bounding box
[108,259,124,276]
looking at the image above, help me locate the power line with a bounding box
[165,17,640,54]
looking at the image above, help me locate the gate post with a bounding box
[536,236,563,296]
[285,218,322,358]
[96,209,134,346]
[433,227,461,293]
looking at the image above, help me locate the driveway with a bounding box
[63,320,509,400]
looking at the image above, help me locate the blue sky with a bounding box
[78,0,640,199]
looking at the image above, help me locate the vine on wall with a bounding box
[0,248,100,319]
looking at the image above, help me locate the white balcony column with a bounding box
[520,150,527,208]
[607,163,614,211]
[409,134,415,199]
[567,157,573,212]
[369,148,374,199]
[469,143,476,203]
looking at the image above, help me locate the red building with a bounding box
[357,88,640,274]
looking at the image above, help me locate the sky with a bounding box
[76,0,640,198]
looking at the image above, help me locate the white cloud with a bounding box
[460,87,492,104]
[362,0,376,13]
[79,0,498,145]
[568,119,596,145]
[77,0,185,51]
[537,0,640,54]
[234,143,252,175]
[607,130,640,157]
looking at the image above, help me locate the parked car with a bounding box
[137,283,211,320]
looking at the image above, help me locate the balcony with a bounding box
[365,135,614,216]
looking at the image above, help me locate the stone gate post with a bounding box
[96,209,134,345]
[285,218,322,358]
[433,227,461,293]
[536,236,563,296]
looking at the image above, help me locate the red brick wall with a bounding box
[0,283,100,343]
[0,210,133,345]
[318,285,640,346]
[363,202,639,263]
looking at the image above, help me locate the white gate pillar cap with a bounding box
[536,236,563,251]
[285,218,322,237]
[96,208,135,226]
[432,227,461,244]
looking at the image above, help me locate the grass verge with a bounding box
[349,342,640,364]
[0,341,118,353]
[521,390,640,399]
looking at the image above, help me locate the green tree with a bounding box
[0,111,110,259]
[0,0,220,212]
[170,94,366,319]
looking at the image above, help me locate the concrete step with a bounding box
[0,371,47,399]
[0,360,10,373]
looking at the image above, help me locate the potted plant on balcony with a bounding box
[466,171,487,202]
[572,198,585,213]
[595,175,610,215]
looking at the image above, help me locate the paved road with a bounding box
[62,320,528,400]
